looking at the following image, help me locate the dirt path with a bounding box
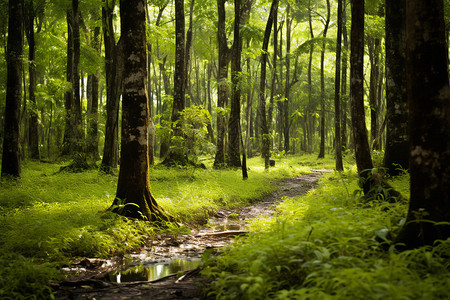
[54,171,328,299]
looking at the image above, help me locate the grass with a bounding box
[202,169,450,299]
[0,153,336,298]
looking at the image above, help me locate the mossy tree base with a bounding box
[111,187,171,222]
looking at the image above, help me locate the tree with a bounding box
[24,0,41,160]
[396,0,450,249]
[334,0,344,171]
[62,0,83,156]
[1,0,24,178]
[383,0,409,176]
[350,0,373,175]
[227,0,243,167]
[111,0,169,221]
[213,0,231,168]
[259,0,279,169]
[101,0,123,172]
[163,0,187,165]
[318,0,330,159]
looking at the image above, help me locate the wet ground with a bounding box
[53,171,329,299]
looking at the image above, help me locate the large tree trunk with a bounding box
[227,0,243,167]
[259,0,279,169]
[383,0,409,176]
[334,0,344,171]
[2,0,23,178]
[318,0,330,159]
[213,0,231,168]
[396,0,450,249]
[112,0,169,222]
[101,0,122,171]
[350,0,373,174]
[24,0,40,160]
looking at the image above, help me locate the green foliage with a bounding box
[0,156,318,298]
[203,170,450,299]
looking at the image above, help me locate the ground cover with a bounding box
[203,169,450,299]
[0,154,334,299]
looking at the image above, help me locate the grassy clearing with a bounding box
[203,170,450,299]
[0,153,334,298]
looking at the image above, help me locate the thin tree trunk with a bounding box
[213,0,231,168]
[283,5,292,153]
[350,0,373,175]
[334,0,344,171]
[227,0,243,167]
[341,0,348,150]
[259,0,279,169]
[25,0,39,160]
[2,0,23,178]
[318,0,330,158]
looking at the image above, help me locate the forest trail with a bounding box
[54,170,330,300]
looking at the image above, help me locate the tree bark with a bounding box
[341,0,349,150]
[24,0,40,160]
[334,0,344,171]
[227,0,243,167]
[86,10,101,161]
[1,0,23,178]
[396,0,450,249]
[213,0,231,168]
[164,0,187,165]
[383,0,409,176]
[350,0,373,175]
[259,0,279,169]
[283,4,292,153]
[101,0,122,171]
[318,0,330,159]
[112,0,169,222]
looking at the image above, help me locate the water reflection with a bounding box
[108,258,201,283]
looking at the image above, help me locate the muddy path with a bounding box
[53,171,329,299]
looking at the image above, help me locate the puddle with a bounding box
[107,258,202,283]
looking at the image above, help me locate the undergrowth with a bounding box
[203,170,450,299]
[0,153,329,298]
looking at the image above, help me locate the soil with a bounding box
[53,171,329,299]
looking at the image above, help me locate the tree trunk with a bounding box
[318,0,330,159]
[396,0,450,249]
[368,37,381,150]
[283,4,292,153]
[164,0,187,165]
[267,4,277,153]
[259,0,279,169]
[334,0,344,171]
[112,0,169,222]
[383,0,409,176]
[24,0,39,160]
[72,0,83,152]
[101,0,122,171]
[62,10,75,156]
[227,0,243,167]
[1,0,23,178]
[341,0,349,150]
[213,0,231,168]
[350,0,373,174]
[86,12,101,162]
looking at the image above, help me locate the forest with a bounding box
[0,0,449,298]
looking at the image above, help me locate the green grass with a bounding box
[0,153,336,298]
[202,169,450,299]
